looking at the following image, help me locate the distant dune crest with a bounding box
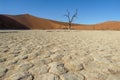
[0,14,120,30]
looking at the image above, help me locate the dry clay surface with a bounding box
[0,30,120,80]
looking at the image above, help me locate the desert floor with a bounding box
[0,30,120,80]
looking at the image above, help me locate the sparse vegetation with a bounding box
[64,9,78,30]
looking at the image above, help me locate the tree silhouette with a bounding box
[64,9,78,30]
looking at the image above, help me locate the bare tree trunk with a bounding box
[68,22,71,30]
[64,9,77,30]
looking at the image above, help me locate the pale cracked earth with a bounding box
[0,30,120,80]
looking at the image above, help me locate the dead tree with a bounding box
[64,9,78,30]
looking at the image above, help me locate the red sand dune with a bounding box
[0,14,120,30]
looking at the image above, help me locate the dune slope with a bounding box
[0,14,120,30]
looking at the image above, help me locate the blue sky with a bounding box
[0,0,120,24]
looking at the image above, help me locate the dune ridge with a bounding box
[0,14,120,30]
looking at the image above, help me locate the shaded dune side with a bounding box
[9,14,54,29]
[0,14,120,30]
[0,14,68,30]
[0,15,30,29]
